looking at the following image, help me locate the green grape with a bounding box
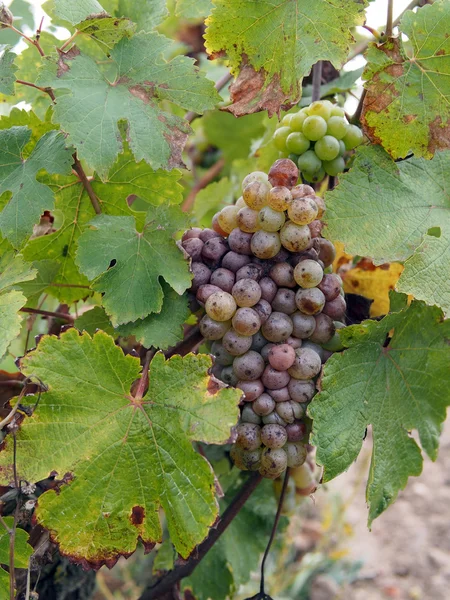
[251,231,281,259]
[314,135,340,161]
[338,140,346,157]
[288,153,299,163]
[302,116,327,141]
[343,124,364,150]
[273,126,292,150]
[280,221,311,252]
[297,150,322,174]
[243,180,270,210]
[330,106,346,117]
[307,100,332,121]
[323,156,345,176]
[290,110,308,131]
[286,131,310,155]
[217,205,239,234]
[302,167,326,183]
[257,206,286,232]
[281,114,293,126]
[326,116,349,140]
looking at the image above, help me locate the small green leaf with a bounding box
[75,306,115,336]
[0,252,37,292]
[0,517,33,593]
[362,1,450,158]
[309,301,450,523]
[18,260,61,307]
[76,16,135,52]
[37,32,221,178]
[204,0,367,115]
[117,286,189,350]
[0,329,241,565]
[0,46,17,95]
[0,128,73,248]
[117,0,169,31]
[324,146,450,315]
[176,0,212,19]
[76,207,191,325]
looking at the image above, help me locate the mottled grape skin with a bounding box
[233,351,265,381]
[286,336,302,349]
[288,197,318,226]
[318,273,341,301]
[182,237,204,261]
[218,205,239,234]
[291,184,314,199]
[230,445,246,470]
[323,294,346,320]
[262,411,287,426]
[221,251,251,273]
[242,171,269,190]
[267,387,290,403]
[220,365,238,386]
[222,328,253,356]
[236,423,261,451]
[205,291,237,321]
[253,299,272,325]
[253,393,276,416]
[269,262,296,288]
[268,344,296,371]
[280,222,311,253]
[199,315,231,340]
[272,288,297,314]
[241,404,262,425]
[228,228,253,255]
[257,206,286,232]
[232,278,262,307]
[235,264,264,282]
[262,312,293,342]
[268,186,292,211]
[210,268,235,294]
[232,307,261,337]
[262,365,291,390]
[291,312,316,339]
[261,424,288,449]
[308,220,324,238]
[288,379,315,403]
[286,421,307,442]
[237,207,259,233]
[211,341,234,366]
[182,227,202,241]
[260,447,288,476]
[312,238,336,267]
[268,159,299,188]
[259,277,278,303]
[288,347,322,380]
[243,180,271,210]
[310,313,336,344]
[293,259,324,288]
[251,231,282,259]
[199,228,221,243]
[285,442,307,467]
[196,284,222,306]
[295,288,326,315]
[237,379,264,402]
[276,400,304,423]
[241,448,262,471]
[202,237,228,264]
[191,262,211,292]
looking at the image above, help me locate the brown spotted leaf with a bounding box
[0,329,241,567]
[362,1,450,158]
[36,32,220,179]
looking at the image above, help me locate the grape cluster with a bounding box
[273,100,364,183]
[182,159,346,479]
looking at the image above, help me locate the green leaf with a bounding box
[176,0,212,19]
[204,0,367,115]
[0,329,241,564]
[300,67,364,105]
[117,285,189,350]
[117,0,169,31]
[75,306,115,336]
[0,108,56,151]
[76,207,191,326]
[193,177,234,228]
[362,1,450,159]
[23,145,183,304]
[17,260,61,307]
[203,110,265,161]
[309,301,450,524]
[44,0,108,25]
[324,146,450,315]
[0,517,33,594]
[38,32,221,178]
[0,47,17,95]
[76,16,135,52]
[0,128,73,248]
[0,253,36,359]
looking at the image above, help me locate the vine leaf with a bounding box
[0,127,73,249]
[324,146,450,315]
[117,0,169,31]
[0,330,241,566]
[204,0,367,116]
[0,253,37,359]
[176,0,212,19]
[0,47,17,95]
[309,301,450,524]
[0,517,33,592]
[76,207,191,326]
[43,0,108,24]
[37,32,221,178]
[18,260,61,308]
[75,306,115,336]
[117,285,189,350]
[23,144,183,304]
[362,1,450,159]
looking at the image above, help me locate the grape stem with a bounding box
[20,307,74,323]
[386,0,394,37]
[259,468,290,596]
[138,472,263,600]
[311,62,322,103]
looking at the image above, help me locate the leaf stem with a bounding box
[72,156,102,214]
[386,0,394,37]
[185,71,233,124]
[259,468,290,596]
[138,472,262,600]
[59,31,80,52]
[0,22,44,55]
[352,88,367,124]
[311,61,323,103]
[134,350,155,401]
[182,157,225,212]
[15,79,49,93]
[20,307,74,323]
